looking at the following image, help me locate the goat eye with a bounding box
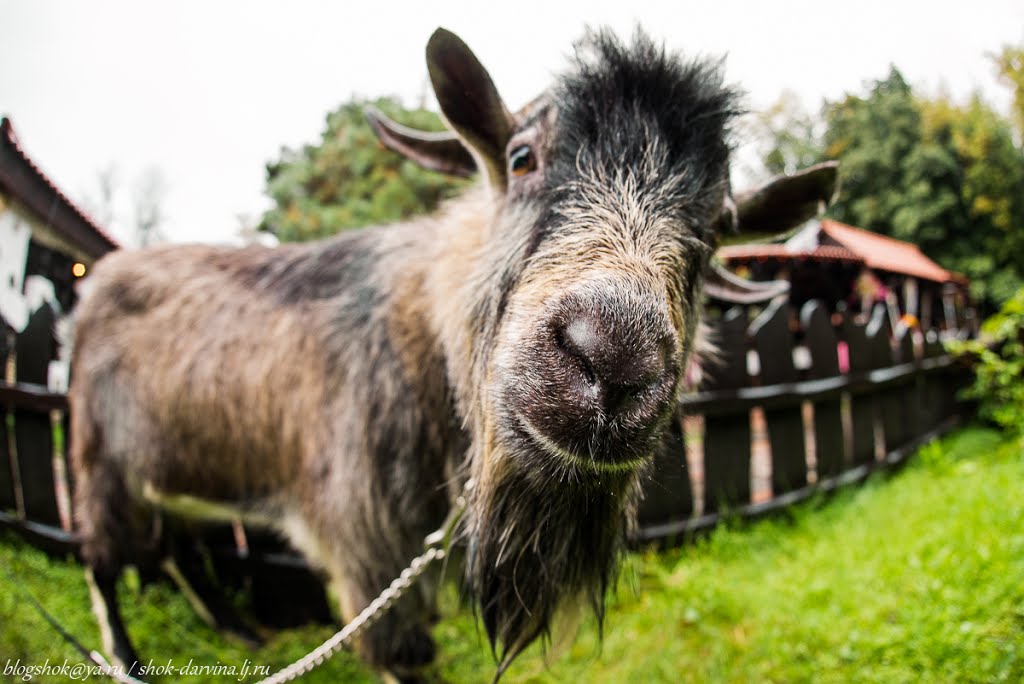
[508,145,536,176]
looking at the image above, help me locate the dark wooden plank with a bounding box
[752,300,796,387]
[0,328,11,372]
[60,410,73,520]
[842,310,875,465]
[14,304,56,385]
[921,331,962,423]
[0,382,68,413]
[939,362,969,421]
[12,304,61,526]
[894,326,921,447]
[863,305,895,368]
[12,410,60,526]
[922,329,944,359]
[919,330,943,430]
[867,309,904,453]
[896,324,916,364]
[0,509,78,556]
[701,307,752,513]
[702,307,748,391]
[765,409,805,493]
[638,417,693,527]
[703,412,751,513]
[801,301,845,479]
[0,411,15,512]
[752,299,807,494]
[802,302,841,377]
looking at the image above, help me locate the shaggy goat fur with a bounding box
[71,26,835,681]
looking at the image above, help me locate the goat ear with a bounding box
[718,161,839,242]
[364,106,477,178]
[427,28,513,191]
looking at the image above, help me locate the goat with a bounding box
[70,26,837,681]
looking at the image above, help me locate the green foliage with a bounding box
[3,427,1023,682]
[824,68,925,237]
[994,44,1024,137]
[749,90,824,178]
[822,67,1024,309]
[950,287,1024,435]
[757,60,1024,311]
[261,96,468,242]
[918,94,1024,305]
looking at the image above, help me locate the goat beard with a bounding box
[464,441,642,676]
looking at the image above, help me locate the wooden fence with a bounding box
[0,303,77,553]
[0,297,972,623]
[636,298,968,542]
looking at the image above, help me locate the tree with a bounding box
[260,97,468,242]
[132,167,167,247]
[994,43,1024,137]
[815,67,1024,310]
[918,95,1024,304]
[823,67,926,237]
[91,164,118,228]
[747,90,824,179]
[81,163,168,247]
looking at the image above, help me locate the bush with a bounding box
[261,97,468,242]
[950,287,1024,434]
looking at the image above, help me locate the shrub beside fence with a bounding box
[0,297,972,623]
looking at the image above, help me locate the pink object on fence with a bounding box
[838,340,850,374]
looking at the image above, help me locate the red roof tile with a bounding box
[719,243,864,264]
[819,220,963,283]
[0,116,119,258]
[718,219,966,285]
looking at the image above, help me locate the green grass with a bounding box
[2,426,1022,683]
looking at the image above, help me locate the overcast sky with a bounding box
[2,0,1022,246]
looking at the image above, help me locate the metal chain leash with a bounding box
[80,481,473,684]
[251,545,446,684]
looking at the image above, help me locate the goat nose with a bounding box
[557,313,668,417]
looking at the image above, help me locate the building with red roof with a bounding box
[0,116,118,320]
[719,219,971,333]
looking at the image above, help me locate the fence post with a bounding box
[1,328,15,513]
[638,415,693,528]
[843,306,883,465]
[921,330,946,429]
[12,303,61,526]
[893,325,920,452]
[752,299,806,495]
[867,308,906,455]
[702,307,752,513]
[801,301,844,480]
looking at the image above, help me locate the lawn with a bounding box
[2,426,1022,683]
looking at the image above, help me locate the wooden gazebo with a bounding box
[719,219,971,333]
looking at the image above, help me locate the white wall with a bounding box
[0,206,32,332]
[0,203,68,390]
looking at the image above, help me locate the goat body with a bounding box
[71,26,837,681]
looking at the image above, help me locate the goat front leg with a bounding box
[329,562,439,683]
[84,564,142,676]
